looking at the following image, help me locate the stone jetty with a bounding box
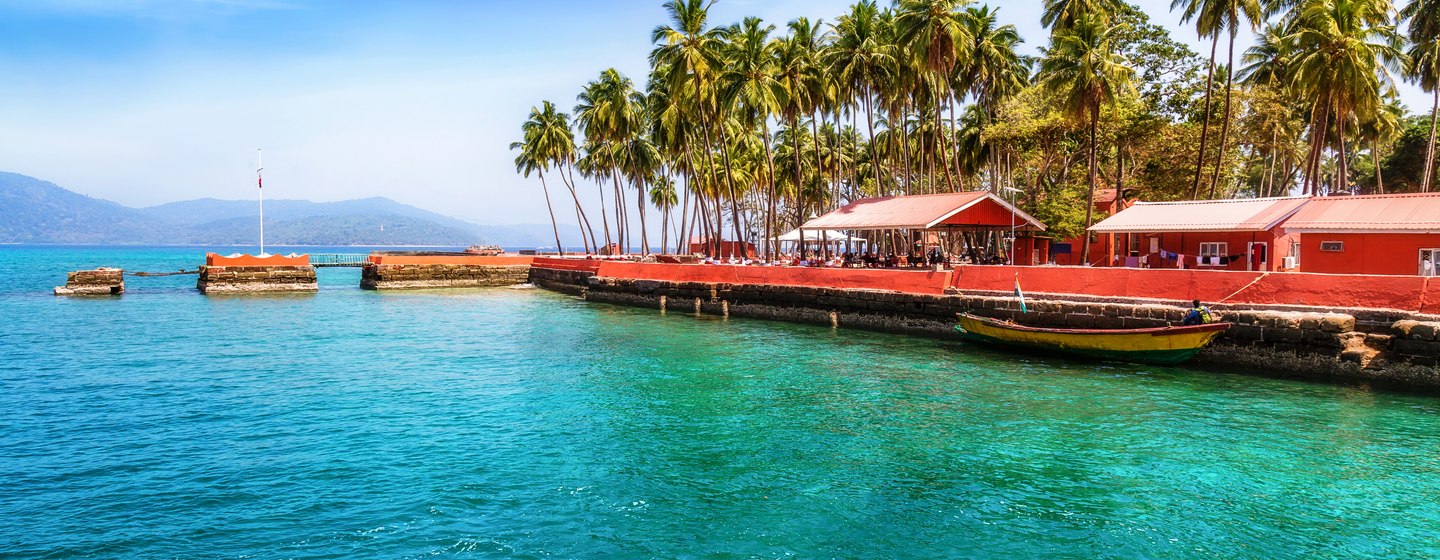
[360,253,532,290]
[54,268,124,296]
[197,253,317,294]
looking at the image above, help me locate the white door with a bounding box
[1247,242,1268,272]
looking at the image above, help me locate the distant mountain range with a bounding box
[0,172,580,247]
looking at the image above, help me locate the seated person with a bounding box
[1182,299,1215,325]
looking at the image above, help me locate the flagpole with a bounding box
[257,149,265,257]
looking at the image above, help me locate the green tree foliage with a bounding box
[508,0,1435,260]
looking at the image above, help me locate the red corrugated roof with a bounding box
[800,191,1046,231]
[1283,193,1440,232]
[1089,196,1308,233]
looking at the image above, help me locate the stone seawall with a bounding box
[535,272,1440,388]
[361,263,530,290]
[528,266,596,295]
[197,265,318,294]
[54,268,124,296]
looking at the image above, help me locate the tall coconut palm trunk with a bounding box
[932,84,957,192]
[1191,35,1220,199]
[536,168,565,255]
[1207,30,1238,199]
[1373,142,1385,194]
[1426,88,1439,193]
[635,181,650,255]
[1081,103,1100,267]
[560,163,598,253]
[595,177,613,253]
[863,93,883,192]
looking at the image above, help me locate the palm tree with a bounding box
[1288,0,1406,194]
[1038,13,1134,266]
[1358,92,1405,192]
[1404,0,1440,191]
[509,139,564,255]
[650,175,679,254]
[1172,0,1264,199]
[652,0,736,256]
[826,1,894,194]
[894,0,974,191]
[960,6,1029,192]
[1240,23,1296,86]
[576,69,643,253]
[722,17,786,257]
[1208,0,1265,198]
[1043,0,1125,31]
[516,101,596,254]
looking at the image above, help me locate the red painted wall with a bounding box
[531,257,602,273]
[1299,233,1440,275]
[594,262,953,295]
[206,253,309,266]
[368,255,535,266]
[953,265,1427,311]
[529,261,1436,312]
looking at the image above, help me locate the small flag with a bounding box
[1013,272,1027,314]
[257,175,262,189]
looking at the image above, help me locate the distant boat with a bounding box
[464,244,503,256]
[955,313,1230,366]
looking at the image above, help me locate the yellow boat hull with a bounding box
[956,313,1230,365]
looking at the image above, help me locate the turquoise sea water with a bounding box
[3,245,1440,558]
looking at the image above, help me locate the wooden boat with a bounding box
[955,313,1231,366]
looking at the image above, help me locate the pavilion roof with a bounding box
[800,191,1046,231]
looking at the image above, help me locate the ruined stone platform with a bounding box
[54,268,124,296]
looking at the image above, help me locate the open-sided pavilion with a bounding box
[798,191,1047,263]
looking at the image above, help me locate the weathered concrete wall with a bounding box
[360,263,530,290]
[197,265,318,294]
[54,268,124,296]
[545,273,1440,388]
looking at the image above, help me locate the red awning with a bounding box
[799,191,1046,231]
[1283,193,1440,233]
[1089,196,1308,233]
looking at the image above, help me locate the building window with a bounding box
[1290,240,1301,267]
[1320,241,1344,252]
[1422,249,1438,277]
[1199,242,1227,266]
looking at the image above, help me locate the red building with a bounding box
[1086,196,1309,271]
[1283,193,1440,275]
[1051,189,1136,266]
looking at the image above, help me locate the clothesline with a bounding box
[1157,249,1246,268]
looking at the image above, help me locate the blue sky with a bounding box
[0,1,1427,226]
